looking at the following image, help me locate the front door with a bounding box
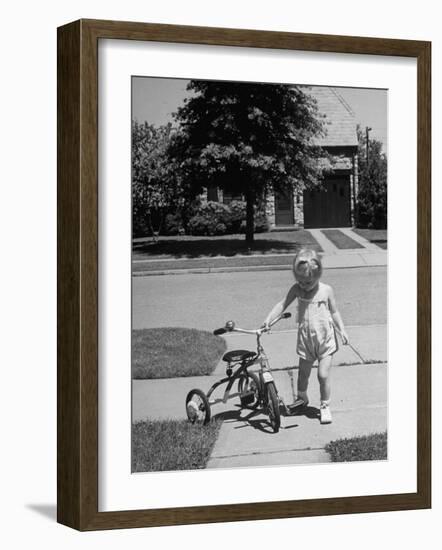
[275,189,294,226]
[303,177,351,228]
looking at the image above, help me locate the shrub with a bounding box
[253,209,270,233]
[188,215,227,236]
[134,199,269,237]
[187,201,230,235]
[162,212,184,236]
[238,206,269,233]
[132,214,150,238]
[357,192,387,229]
[224,200,246,233]
[356,128,387,229]
[187,200,269,236]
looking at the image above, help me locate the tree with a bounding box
[170,81,328,244]
[356,126,387,229]
[132,121,183,239]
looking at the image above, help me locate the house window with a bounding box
[223,191,243,204]
[207,184,219,202]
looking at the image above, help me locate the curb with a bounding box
[132,262,387,277]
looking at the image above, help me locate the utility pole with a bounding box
[365,126,372,166]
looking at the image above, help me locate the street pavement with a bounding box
[132,266,387,330]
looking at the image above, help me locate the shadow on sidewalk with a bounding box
[212,403,321,434]
[212,406,279,434]
[288,404,321,420]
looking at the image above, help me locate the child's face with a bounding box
[294,268,320,292]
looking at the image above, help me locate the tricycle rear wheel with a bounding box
[185,389,211,425]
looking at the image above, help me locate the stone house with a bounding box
[206,86,359,229]
[270,86,359,228]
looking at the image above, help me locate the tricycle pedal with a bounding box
[240,391,255,407]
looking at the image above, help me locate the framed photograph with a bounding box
[57,19,431,530]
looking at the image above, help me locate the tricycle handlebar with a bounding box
[213,312,291,336]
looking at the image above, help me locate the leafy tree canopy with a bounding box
[132,121,184,238]
[356,125,387,229]
[170,81,329,242]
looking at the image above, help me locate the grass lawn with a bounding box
[321,229,363,250]
[132,254,298,273]
[325,431,387,462]
[132,419,222,472]
[132,230,322,260]
[132,327,227,379]
[352,228,388,250]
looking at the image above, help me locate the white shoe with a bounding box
[320,404,332,424]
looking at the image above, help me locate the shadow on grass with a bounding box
[352,228,388,250]
[133,233,322,259]
[371,240,387,250]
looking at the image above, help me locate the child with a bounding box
[263,248,348,424]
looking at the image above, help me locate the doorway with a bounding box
[275,189,294,226]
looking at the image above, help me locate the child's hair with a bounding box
[293,248,323,280]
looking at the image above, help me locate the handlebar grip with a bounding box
[213,327,227,336]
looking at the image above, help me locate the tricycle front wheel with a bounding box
[266,382,281,433]
[186,389,211,425]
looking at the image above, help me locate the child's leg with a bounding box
[317,355,333,403]
[297,358,313,401]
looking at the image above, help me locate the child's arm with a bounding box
[263,285,297,328]
[327,285,349,344]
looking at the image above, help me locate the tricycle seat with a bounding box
[222,350,256,363]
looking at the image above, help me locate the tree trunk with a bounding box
[147,209,163,243]
[245,180,255,247]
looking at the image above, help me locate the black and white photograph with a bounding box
[131,76,388,473]
[2,0,436,543]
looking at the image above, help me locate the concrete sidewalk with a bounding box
[133,326,387,468]
[207,362,387,468]
[132,363,387,467]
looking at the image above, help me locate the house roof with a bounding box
[303,86,358,148]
